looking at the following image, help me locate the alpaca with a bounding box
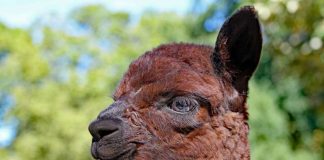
[89,6,262,160]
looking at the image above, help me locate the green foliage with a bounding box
[0,5,205,160]
[0,1,323,160]
[244,0,324,157]
[248,80,319,160]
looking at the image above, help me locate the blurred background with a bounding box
[0,0,323,159]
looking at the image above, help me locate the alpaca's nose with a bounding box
[88,118,122,141]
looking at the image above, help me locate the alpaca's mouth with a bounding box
[91,138,136,160]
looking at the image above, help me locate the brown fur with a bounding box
[89,6,262,160]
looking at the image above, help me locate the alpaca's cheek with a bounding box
[124,122,153,145]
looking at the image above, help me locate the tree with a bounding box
[0,5,205,160]
[243,0,324,157]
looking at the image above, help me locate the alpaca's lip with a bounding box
[91,138,136,160]
[91,141,99,159]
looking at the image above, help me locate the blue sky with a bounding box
[0,0,194,28]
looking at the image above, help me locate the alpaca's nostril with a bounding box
[88,118,122,141]
[98,128,118,138]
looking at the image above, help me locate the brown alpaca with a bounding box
[89,6,262,160]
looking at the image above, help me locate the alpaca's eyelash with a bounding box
[193,95,211,108]
[167,94,210,109]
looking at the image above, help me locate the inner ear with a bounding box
[212,6,262,93]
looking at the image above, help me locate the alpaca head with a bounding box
[89,6,262,160]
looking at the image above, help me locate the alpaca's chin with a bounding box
[91,139,136,160]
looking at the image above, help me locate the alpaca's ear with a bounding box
[212,6,262,93]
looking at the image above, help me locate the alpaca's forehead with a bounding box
[113,43,220,101]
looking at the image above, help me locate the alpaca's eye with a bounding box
[170,97,198,113]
